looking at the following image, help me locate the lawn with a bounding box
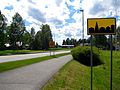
[42,51,120,90]
[0,48,71,56]
[49,48,72,51]
[0,50,45,56]
[0,53,70,73]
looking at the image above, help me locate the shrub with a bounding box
[71,46,102,66]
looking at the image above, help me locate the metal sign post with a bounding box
[87,18,116,90]
[110,35,113,90]
[49,40,55,56]
[90,35,93,90]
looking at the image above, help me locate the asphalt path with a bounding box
[0,50,70,63]
[0,55,72,90]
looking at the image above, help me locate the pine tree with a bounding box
[41,24,52,50]
[9,13,25,49]
[22,31,31,49]
[29,27,36,49]
[0,11,7,50]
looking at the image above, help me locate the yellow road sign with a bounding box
[87,18,116,35]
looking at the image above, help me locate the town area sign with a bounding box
[87,18,116,90]
[87,18,116,35]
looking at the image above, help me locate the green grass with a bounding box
[0,48,71,56]
[0,53,70,73]
[42,51,120,90]
[0,50,45,56]
[49,48,72,51]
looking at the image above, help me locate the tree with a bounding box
[22,31,31,49]
[68,38,77,46]
[0,11,7,50]
[33,31,42,50]
[76,39,82,45]
[66,38,70,45]
[93,35,107,49]
[9,12,25,49]
[62,38,77,47]
[41,24,52,50]
[62,40,66,45]
[86,37,91,43]
[29,27,36,49]
[30,27,35,39]
[70,39,73,45]
[116,26,120,46]
[28,24,52,50]
[56,42,59,48]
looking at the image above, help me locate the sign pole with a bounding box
[110,35,112,90]
[82,10,84,46]
[90,35,93,90]
[87,18,116,90]
[50,50,51,56]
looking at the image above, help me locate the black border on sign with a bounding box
[87,18,116,35]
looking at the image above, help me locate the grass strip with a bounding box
[0,50,45,56]
[0,48,71,56]
[42,51,120,90]
[49,48,72,51]
[0,53,70,73]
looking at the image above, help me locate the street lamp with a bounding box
[80,9,84,46]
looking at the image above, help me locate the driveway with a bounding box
[0,55,72,90]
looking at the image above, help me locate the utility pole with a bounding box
[80,9,84,46]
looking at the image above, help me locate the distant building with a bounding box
[5,43,10,47]
[61,45,74,48]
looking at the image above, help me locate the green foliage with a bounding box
[62,38,77,46]
[30,27,35,39]
[28,24,53,50]
[41,24,52,50]
[29,27,36,49]
[8,12,25,49]
[22,31,31,49]
[66,38,71,45]
[93,35,107,49]
[0,11,7,50]
[71,46,102,66]
[0,11,54,50]
[116,26,120,47]
[62,40,66,45]
[34,31,42,49]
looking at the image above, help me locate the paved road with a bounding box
[0,50,70,63]
[0,55,72,90]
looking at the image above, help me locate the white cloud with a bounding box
[55,0,63,6]
[0,0,120,45]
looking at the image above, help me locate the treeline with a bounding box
[62,38,90,46]
[0,11,53,50]
[62,35,114,50]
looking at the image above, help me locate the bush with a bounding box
[71,46,103,66]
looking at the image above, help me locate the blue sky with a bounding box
[0,0,120,44]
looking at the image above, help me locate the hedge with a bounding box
[71,46,103,66]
